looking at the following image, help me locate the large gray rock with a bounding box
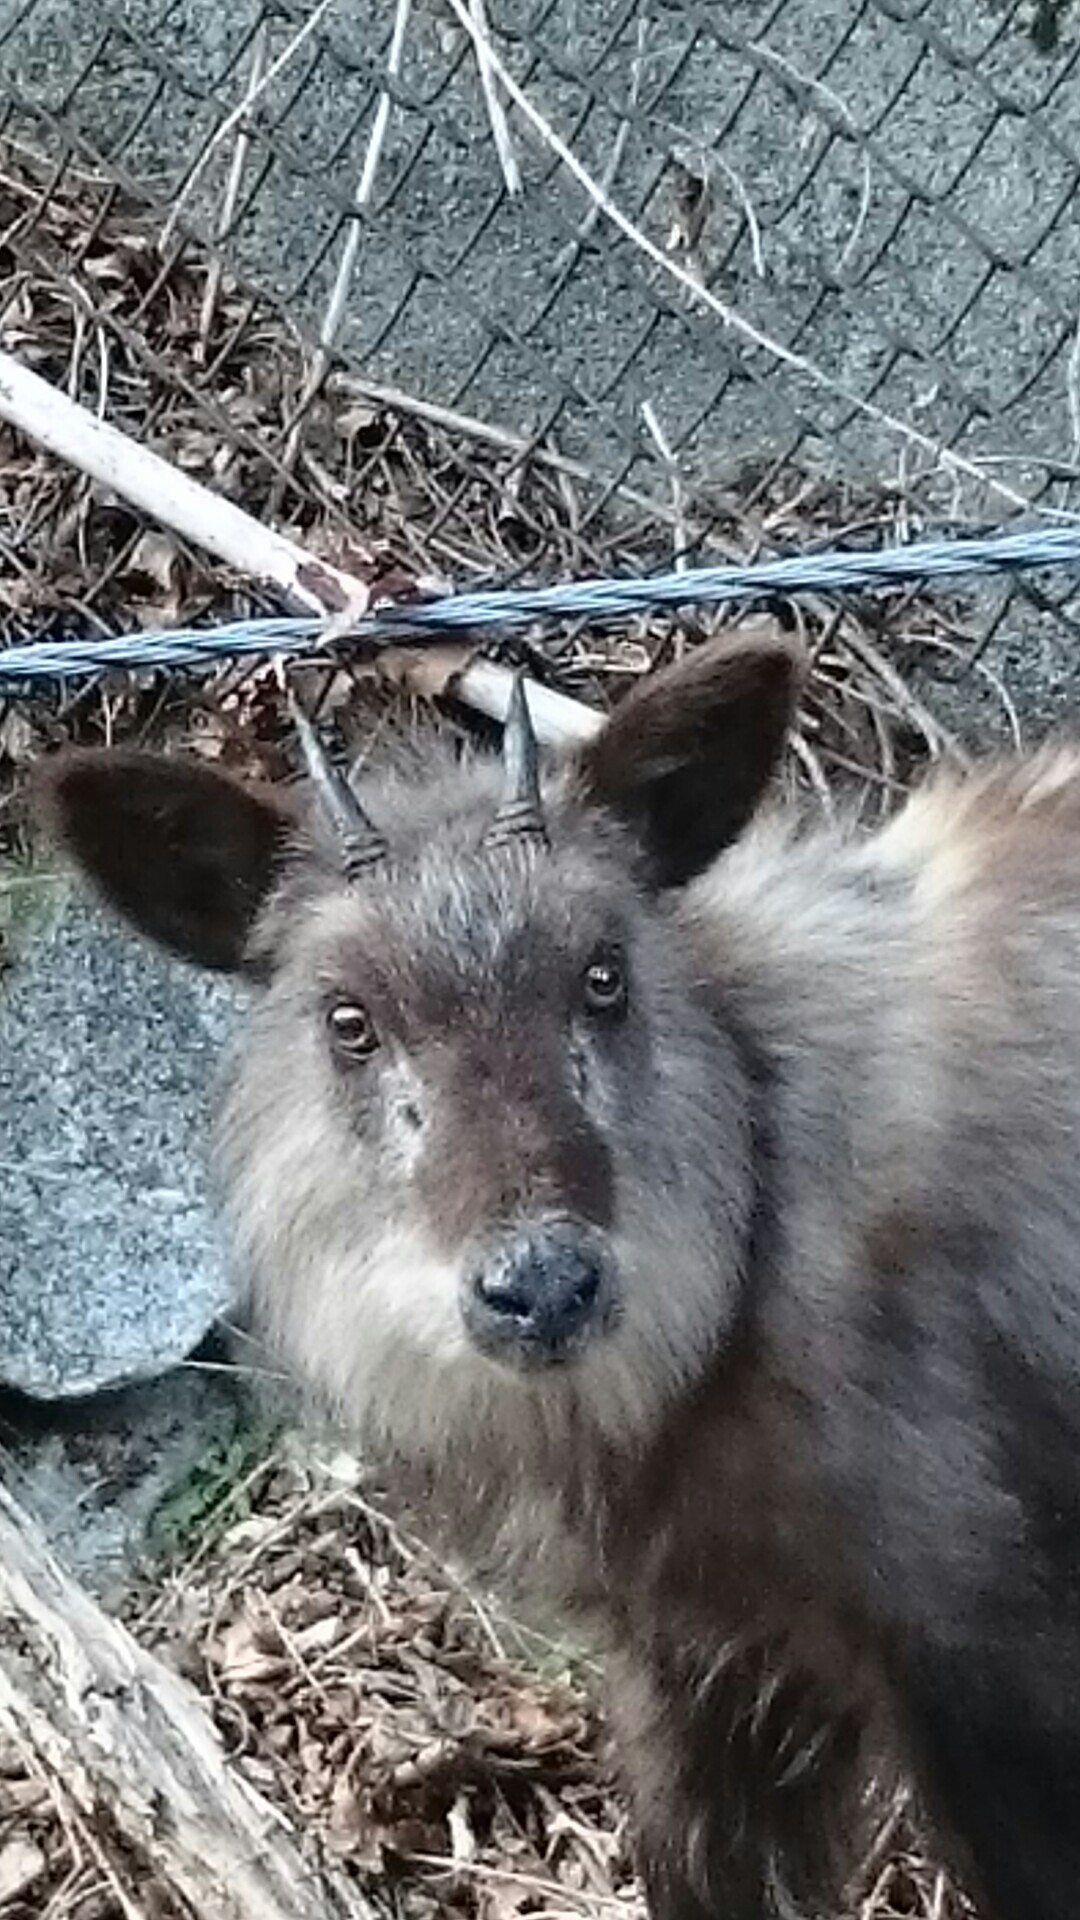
[0,871,244,1398]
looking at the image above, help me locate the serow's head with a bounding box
[39,628,800,1456]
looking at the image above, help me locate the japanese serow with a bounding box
[38,627,1080,1920]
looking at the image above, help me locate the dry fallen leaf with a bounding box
[479,1680,589,1754]
[0,708,36,767]
[126,528,182,596]
[0,1777,48,1818]
[476,1874,539,1920]
[219,1514,281,1553]
[0,1837,46,1905]
[316,582,374,645]
[293,1612,345,1656]
[212,1605,289,1686]
[448,1789,477,1868]
[327,1776,382,1868]
[377,643,475,702]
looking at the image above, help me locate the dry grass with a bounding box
[0,130,995,1920]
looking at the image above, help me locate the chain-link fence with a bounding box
[2,0,1080,740]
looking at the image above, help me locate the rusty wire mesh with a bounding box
[1,0,1080,755]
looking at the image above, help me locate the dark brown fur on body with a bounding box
[38,637,1080,1920]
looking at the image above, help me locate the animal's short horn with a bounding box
[289,692,388,879]
[485,672,548,849]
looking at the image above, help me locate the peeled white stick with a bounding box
[0,349,600,747]
[454,655,600,742]
[0,350,365,616]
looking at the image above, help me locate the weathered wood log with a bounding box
[0,1481,375,1920]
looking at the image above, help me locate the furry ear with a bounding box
[34,750,298,973]
[574,624,804,886]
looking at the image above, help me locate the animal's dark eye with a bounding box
[327,1001,380,1061]
[582,952,628,1019]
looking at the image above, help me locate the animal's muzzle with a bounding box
[462,1219,615,1368]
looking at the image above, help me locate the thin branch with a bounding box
[161,0,340,252]
[283,0,413,469]
[356,0,413,209]
[199,18,269,360]
[553,8,648,282]
[1067,299,1080,466]
[748,40,872,276]
[838,621,971,770]
[0,348,371,616]
[333,372,745,546]
[640,399,688,570]
[468,0,521,197]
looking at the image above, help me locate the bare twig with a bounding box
[161,0,340,251]
[0,348,374,617]
[199,18,269,360]
[749,40,873,275]
[356,0,413,209]
[640,400,688,569]
[552,9,648,281]
[335,371,743,544]
[839,622,971,770]
[467,0,521,197]
[282,0,413,469]
[1067,300,1080,465]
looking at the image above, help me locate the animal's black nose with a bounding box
[477,1246,600,1332]
[465,1222,611,1365]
